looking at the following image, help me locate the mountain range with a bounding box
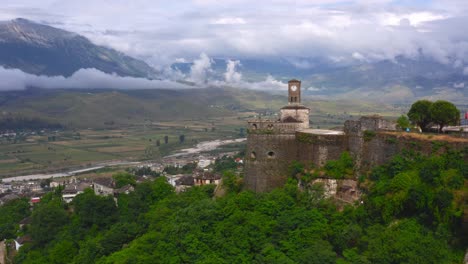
[0,18,157,78]
[0,18,466,104]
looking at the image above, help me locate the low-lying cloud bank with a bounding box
[0,54,288,91]
[0,67,191,91]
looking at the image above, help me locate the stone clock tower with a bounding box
[288,79,301,104]
[280,79,309,129]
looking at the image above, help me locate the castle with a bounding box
[244,80,396,192]
[244,79,468,192]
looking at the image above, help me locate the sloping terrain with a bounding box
[0,18,157,78]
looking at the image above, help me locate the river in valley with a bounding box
[1,138,246,183]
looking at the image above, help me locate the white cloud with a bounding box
[0,67,190,91]
[0,53,289,92]
[352,52,367,61]
[236,75,287,91]
[189,53,213,84]
[224,60,242,83]
[185,54,287,90]
[3,0,468,70]
[211,17,246,25]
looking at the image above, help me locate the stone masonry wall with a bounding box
[359,132,468,171]
[247,120,302,134]
[244,133,298,192]
[296,132,346,167]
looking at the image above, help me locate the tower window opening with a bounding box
[251,151,257,159]
[252,124,257,130]
[267,151,275,158]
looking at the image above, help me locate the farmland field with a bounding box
[0,114,250,177]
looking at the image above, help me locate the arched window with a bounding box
[252,124,257,130]
[267,151,275,158]
[267,124,274,130]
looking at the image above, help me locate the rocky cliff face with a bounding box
[311,178,361,205]
[0,18,157,78]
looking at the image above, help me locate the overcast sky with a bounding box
[1,0,468,70]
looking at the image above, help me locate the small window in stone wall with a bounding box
[267,151,275,158]
[267,124,274,130]
[252,124,257,130]
[251,151,257,159]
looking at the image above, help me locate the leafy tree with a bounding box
[365,220,455,264]
[30,200,68,244]
[73,189,118,229]
[0,198,30,239]
[99,222,142,255]
[112,172,136,188]
[289,161,305,178]
[396,115,411,130]
[213,156,237,173]
[48,240,78,264]
[324,151,354,179]
[429,100,460,133]
[408,100,433,131]
[222,171,242,193]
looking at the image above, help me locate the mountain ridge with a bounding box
[0,18,158,78]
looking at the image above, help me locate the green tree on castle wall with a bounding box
[408,100,460,132]
[429,100,460,133]
[408,100,432,132]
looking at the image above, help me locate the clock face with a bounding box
[291,85,297,91]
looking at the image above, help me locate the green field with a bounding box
[0,115,250,177]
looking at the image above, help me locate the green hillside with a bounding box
[0,88,401,129]
[5,149,467,263]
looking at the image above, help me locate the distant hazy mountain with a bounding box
[173,56,468,103]
[0,18,157,78]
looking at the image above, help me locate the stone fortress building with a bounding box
[244,79,467,193]
[244,80,396,192]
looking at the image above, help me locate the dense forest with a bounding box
[2,147,467,263]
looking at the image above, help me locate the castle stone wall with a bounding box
[247,120,301,134]
[359,132,468,170]
[296,132,346,166]
[244,133,297,192]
